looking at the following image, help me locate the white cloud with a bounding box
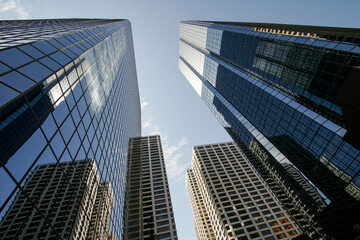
[140,98,149,109]
[163,137,190,182]
[0,0,29,19]
[142,118,190,182]
[164,137,187,159]
[142,118,161,136]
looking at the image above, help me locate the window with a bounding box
[156,209,167,215]
[157,226,170,233]
[156,215,168,220]
[157,233,171,239]
[157,220,169,226]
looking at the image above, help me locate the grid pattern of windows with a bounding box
[186,169,215,239]
[179,21,360,239]
[186,142,301,240]
[0,19,141,239]
[87,181,114,240]
[0,159,114,240]
[123,136,177,240]
[0,19,127,50]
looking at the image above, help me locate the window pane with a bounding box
[0,47,33,68]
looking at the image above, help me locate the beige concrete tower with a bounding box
[0,159,100,240]
[186,169,215,239]
[186,142,302,240]
[0,159,115,240]
[123,135,177,240]
[87,181,114,240]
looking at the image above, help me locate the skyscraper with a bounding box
[87,181,114,240]
[123,135,178,240]
[0,159,114,240]
[179,21,360,239]
[0,19,141,239]
[186,142,301,240]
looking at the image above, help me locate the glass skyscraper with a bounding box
[0,159,114,240]
[0,19,141,239]
[179,21,360,239]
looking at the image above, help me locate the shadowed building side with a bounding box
[123,135,178,240]
[179,20,360,239]
[186,142,302,240]
[0,19,141,239]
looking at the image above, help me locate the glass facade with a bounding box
[179,21,360,239]
[0,19,141,239]
[0,159,112,239]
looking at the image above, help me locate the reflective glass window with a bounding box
[0,62,10,75]
[0,83,19,107]
[19,45,44,59]
[18,61,52,82]
[0,48,32,68]
[32,41,57,55]
[39,57,61,71]
[0,70,35,92]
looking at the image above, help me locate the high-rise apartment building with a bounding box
[186,142,302,240]
[87,181,114,240]
[186,170,214,240]
[123,135,177,240]
[179,21,360,239]
[0,159,114,240]
[0,19,141,239]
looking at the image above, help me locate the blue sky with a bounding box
[1,0,359,239]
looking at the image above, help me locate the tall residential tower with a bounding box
[179,21,360,239]
[123,135,177,240]
[186,142,301,240]
[0,159,114,240]
[0,19,141,239]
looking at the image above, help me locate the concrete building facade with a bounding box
[0,159,114,240]
[123,135,177,240]
[186,142,302,240]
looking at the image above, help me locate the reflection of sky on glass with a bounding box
[0,1,359,239]
[1,123,59,218]
[87,29,127,113]
[0,22,141,238]
[179,59,203,96]
[0,127,50,218]
[180,32,333,203]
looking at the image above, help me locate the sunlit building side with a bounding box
[123,135,177,240]
[0,19,141,239]
[0,159,111,239]
[87,181,114,240]
[186,142,302,239]
[179,20,360,239]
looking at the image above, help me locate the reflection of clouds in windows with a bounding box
[0,20,140,240]
[180,21,360,239]
[85,29,127,113]
[40,60,82,110]
[41,32,129,114]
